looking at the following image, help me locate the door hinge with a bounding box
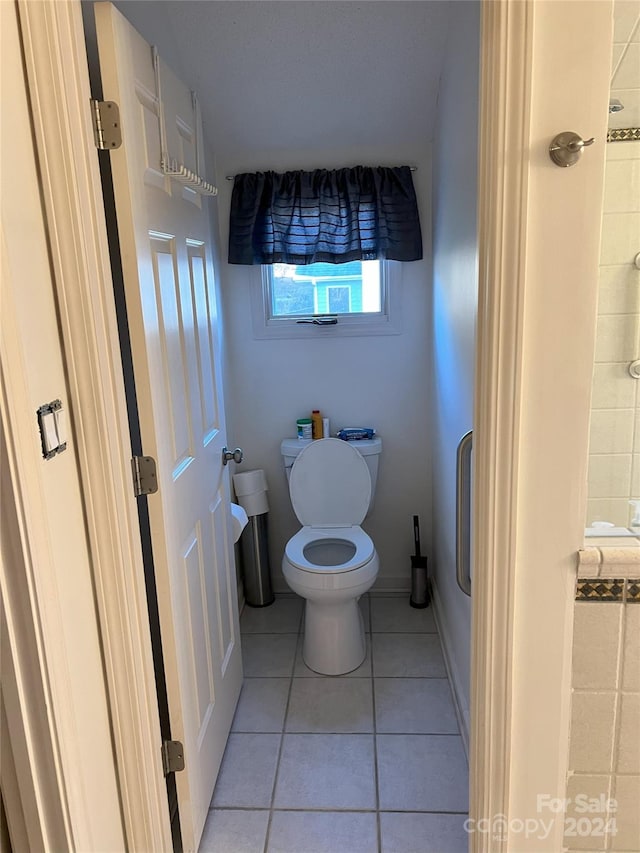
[131,455,158,497]
[91,99,122,150]
[161,740,185,776]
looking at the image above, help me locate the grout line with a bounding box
[292,674,449,680]
[254,674,450,680]
[212,805,470,814]
[607,769,640,777]
[369,630,440,635]
[364,595,383,853]
[230,728,462,736]
[369,601,383,853]
[370,675,450,680]
[240,624,440,637]
[233,729,463,737]
[629,374,640,530]
[605,602,627,853]
[569,768,640,778]
[262,628,299,853]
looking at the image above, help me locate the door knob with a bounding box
[222,446,243,465]
[549,131,595,167]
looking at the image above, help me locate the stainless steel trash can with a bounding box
[239,512,274,607]
[233,469,274,608]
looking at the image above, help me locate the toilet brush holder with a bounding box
[409,515,430,608]
[410,557,430,608]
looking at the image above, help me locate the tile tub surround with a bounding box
[566,551,640,852]
[585,88,640,530]
[203,594,469,853]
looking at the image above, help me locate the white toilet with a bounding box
[280,436,382,675]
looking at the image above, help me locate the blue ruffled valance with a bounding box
[228,165,422,265]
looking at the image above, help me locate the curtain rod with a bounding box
[224,166,418,181]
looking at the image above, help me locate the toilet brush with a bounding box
[409,515,430,608]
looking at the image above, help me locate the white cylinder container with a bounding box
[233,469,269,516]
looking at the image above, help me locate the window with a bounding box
[250,261,402,339]
[270,261,378,317]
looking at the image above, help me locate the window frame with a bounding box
[249,260,402,339]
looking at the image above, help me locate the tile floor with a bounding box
[201,594,469,853]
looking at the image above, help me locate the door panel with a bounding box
[95,4,242,849]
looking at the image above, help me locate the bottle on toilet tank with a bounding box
[311,409,323,439]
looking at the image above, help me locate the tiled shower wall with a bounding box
[565,549,640,852]
[587,1,640,528]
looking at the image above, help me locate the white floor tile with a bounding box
[380,811,469,853]
[374,678,459,734]
[371,597,437,633]
[285,677,374,733]
[241,596,303,634]
[268,811,378,853]
[211,734,280,808]
[241,633,298,677]
[232,678,290,733]
[215,613,470,840]
[199,809,269,853]
[294,637,372,678]
[377,734,469,812]
[274,734,376,810]
[372,634,446,677]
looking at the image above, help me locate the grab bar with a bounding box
[456,430,473,596]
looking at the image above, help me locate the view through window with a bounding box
[269,260,382,318]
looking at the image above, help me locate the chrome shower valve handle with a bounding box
[549,131,595,167]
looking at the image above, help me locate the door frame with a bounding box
[472,1,611,850]
[16,1,172,849]
[11,0,611,849]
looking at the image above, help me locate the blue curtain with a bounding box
[228,165,422,265]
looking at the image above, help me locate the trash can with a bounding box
[233,469,274,607]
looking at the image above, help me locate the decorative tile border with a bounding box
[607,127,640,142]
[576,578,625,602]
[576,577,640,602]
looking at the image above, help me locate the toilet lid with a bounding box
[289,438,371,527]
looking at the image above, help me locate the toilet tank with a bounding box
[281,437,382,515]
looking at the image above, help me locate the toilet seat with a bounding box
[285,525,374,574]
[289,438,371,527]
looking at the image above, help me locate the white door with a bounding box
[94,4,242,849]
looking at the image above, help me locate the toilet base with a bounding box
[302,598,366,675]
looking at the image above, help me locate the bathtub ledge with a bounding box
[578,544,640,579]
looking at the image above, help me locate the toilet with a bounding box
[280,436,382,675]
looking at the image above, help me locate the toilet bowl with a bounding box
[281,438,380,675]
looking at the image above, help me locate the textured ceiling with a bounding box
[115,1,453,163]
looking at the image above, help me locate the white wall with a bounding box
[219,145,433,593]
[430,0,480,740]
